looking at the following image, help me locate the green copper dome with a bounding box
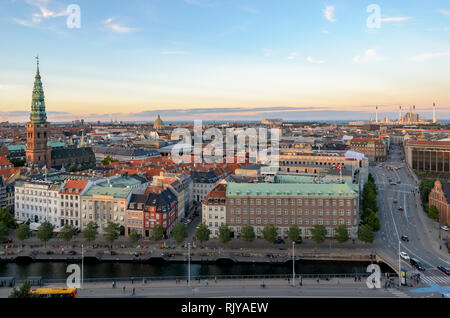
[30,58,47,123]
[153,114,164,128]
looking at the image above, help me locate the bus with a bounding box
[30,287,77,298]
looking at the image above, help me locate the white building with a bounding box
[202,182,227,238]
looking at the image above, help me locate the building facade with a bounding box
[405,140,450,173]
[429,180,450,227]
[350,138,386,163]
[202,183,227,238]
[58,180,91,228]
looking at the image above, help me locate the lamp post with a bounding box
[188,242,191,287]
[81,244,84,288]
[398,240,401,290]
[292,241,295,287]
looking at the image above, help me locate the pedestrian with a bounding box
[215,276,217,284]
[132,287,135,295]
[354,276,357,282]
[288,278,290,284]
[186,279,189,285]
[112,281,115,289]
[205,279,208,286]
[123,286,126,293]
[317,277,319,284]
[131,277,134,284]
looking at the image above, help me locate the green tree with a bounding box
[335,224,349,243]
[103,222,121,247]
[101,156,113,166]
[262,224,278,243]
[9,280,32,298]
[128,229,141,243]
[218,224,231,244]
[83,221,99,245]
[10,158,26,167]
[0,208,16,229]
[194,223,210,243]
[152,224,164,242]
[37,221,54,247]
[358,224,374,243]
[419,178,435,203]
[428,205,440,221]
[0,221,8,241]
[366,211,381,232]
[171,223,187,244]
[16,224,30,242]
[288,226,300,242]
[361,208,374,223]
[59,224,77,245]
[311,224,327,244]
[241,225,255,242]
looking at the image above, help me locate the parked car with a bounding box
[400,252,410,260]
[2,238,12,244]
[393,200,398,204]
[437,266,450,275]
[401,235,409,242]
[295,238,303,244]
[441,226,450,231]
[274,238,285,244]
[398,207,404,211]
[410,258,425,271]
[397,180,401,184]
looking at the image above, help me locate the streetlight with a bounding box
[292,241,295,287]
[81,244,84,288]
[398,240,401,290]
[188,242,191,287]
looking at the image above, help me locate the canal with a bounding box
[0,260,394,280]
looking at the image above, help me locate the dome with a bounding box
[153,114,164,129]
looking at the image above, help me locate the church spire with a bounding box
[30,55,47,123]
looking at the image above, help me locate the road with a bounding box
[371,144,450,288]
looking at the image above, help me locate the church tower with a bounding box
[26,57,51,168]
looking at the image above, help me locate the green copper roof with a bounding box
[226,181,359,198]
[83,185,132,199]
[30,58,47,123]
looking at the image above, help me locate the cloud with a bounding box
[323,5,336,22]
[13,0,70,28]
[427,26,450,32]
[306,56,324,64]
[161,50,191,55]
[287,52,298,60]
[262,49,274,57]
[103,17,138,33]
[321,29,329,34]
[353,49,383,63]
[408,51,450,62]
[380,16,412,23]
[439,9,450,16]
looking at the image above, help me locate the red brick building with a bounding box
[429,180,450,227]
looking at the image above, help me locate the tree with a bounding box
[241,226,255,242]
[9,280,32,298]
[152,224,164,242]
[419,179,435,203]
[59,224,77,245]
[358,224,374,243]
[10,158,26,167]
[361,208,374,223]
[366,211,381,232]
[428,205,440,221]
[103,222,120,247]
[37,221,54,247]
[194,223,210,243]
[171,223,187,244]
[262,224,278,243]
[335,224,349,243]
[0,222,8,241]
[288,226,300,242]
[311,224,327,244]
[101,156,113,166]
[0,208,16,229]
[218,224,231,244]
[128,229,141,243]
[16,224,30,242]
[83,221,99,245]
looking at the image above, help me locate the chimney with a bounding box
[433,102,436,123]
[399,106,402,123]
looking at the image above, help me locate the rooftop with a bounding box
[83,185,132,199]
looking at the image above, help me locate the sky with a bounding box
[0,0,450,122]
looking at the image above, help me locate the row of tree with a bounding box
[358,174,381,243]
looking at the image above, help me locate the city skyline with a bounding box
[1,0,450,122]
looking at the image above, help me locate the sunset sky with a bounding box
[0,0,449,122]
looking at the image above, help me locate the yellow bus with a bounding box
[30,287,77,298]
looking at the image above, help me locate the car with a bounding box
[390,182,396,186]
[2,238,12,244]
[68,250,77,255]
[397,180,401,184]
[398,207,404,211]
[410,258,425,271]
[400,252,410,260]
[437,266,450,275]
[295,238,303,244]
[441,226,450,231]
[393,200,398,204]
[274,238,285,244]
[401,235,409,242]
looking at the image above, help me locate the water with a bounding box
[0,260,394,280]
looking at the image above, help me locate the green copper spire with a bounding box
[30,56,47,123]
